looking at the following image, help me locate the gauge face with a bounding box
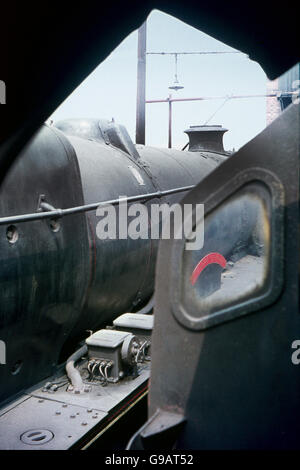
[171,177,284,330]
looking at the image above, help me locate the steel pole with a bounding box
[168,94,172,148]
[136,22,147,145]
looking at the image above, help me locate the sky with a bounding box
[50,9,267,151]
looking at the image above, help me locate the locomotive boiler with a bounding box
[0,118,228,407]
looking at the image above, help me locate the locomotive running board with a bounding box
[0,363,150,450]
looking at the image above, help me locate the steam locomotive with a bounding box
[0,118,229,448]
[0,105,299,450]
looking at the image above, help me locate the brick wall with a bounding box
[266,78,281,126]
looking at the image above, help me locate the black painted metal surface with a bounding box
[0,125,90,405]
[137,104,300,449]
[184,125,229,154]
[0,119,225,405]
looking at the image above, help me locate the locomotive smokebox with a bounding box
[184,125,228,153]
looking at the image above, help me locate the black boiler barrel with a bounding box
[0,119,225,404]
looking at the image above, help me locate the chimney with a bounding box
[184,125,228,153]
